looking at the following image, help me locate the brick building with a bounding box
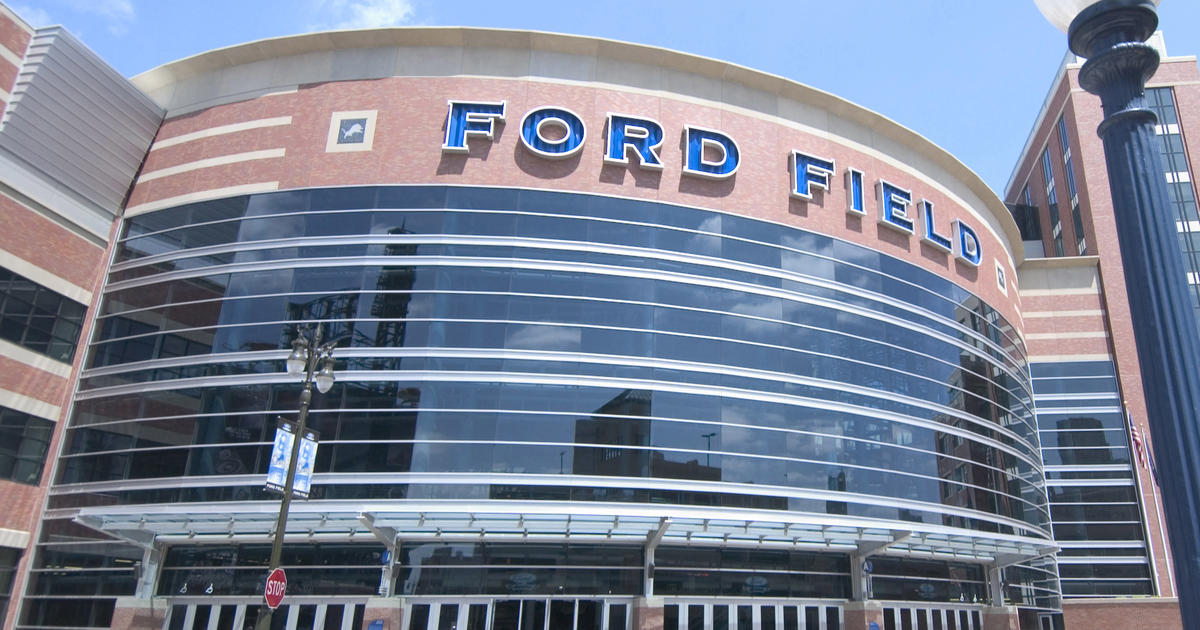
[1004,32,1195,630]
[0,5,160,629]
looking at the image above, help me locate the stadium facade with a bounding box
[0,3,1188,630]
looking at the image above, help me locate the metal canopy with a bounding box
[73,501,1056,566]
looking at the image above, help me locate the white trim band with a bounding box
[137,148,285,183]
[0,246,92,303]
[124,182,280,217]
[0,386,61,421]
[150,117,293,150]
[0,338,72,377]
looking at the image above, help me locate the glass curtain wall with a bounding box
[22,186,1054,627]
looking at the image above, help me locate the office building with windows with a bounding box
[0,3,1189,630]
[1003,32,1194,630]
[0,4,161,629]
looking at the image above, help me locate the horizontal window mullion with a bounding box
[115,202,1024,360]
[54,438,1046,511]
[100,252,1031,386]
[83,317,1035,425]
[70,368,1044,469]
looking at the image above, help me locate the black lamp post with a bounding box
[702,432,717,467]
[1036,0,1200,624]
[255,325,338,630]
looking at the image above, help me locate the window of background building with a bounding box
[0,547,19,622]
[1057,117,1087,255]
[1146,87,1200,317]
[0,267,86,363]
[1010,184,1045,258]
[0,406,54,485]
[1007,202,1045,256]
[1031,361,1152,597]
[1042,150,1066,257]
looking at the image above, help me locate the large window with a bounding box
[1057,117,1086,255]
[1041,150,1065,257]
[1032,361,1153,597]
[0,547,19,624]
[157,543,382,597]
[69,187,1043,527]
[0,406,54,485]
[0,267,86,363]
[1146,87,1200,322]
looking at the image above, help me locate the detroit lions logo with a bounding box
[338,118,368,144]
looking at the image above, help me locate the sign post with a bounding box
[264,567,287,609]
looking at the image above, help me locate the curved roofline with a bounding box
[132,26,1023,261]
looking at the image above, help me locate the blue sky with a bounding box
[10,1,1200,197]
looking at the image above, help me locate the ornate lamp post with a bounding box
[1035,1,1200,624]
[255,326,338,630]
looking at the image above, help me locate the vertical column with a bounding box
[980,606,1019,630]
[850,555,870,601]
[111,540,167,630]
[842,601,884,630]
[632,597,665,630]
[986,565,1004,609]
[1068,4,1200,623]
[644,517,670,598]
[361,598,403,630]
[135,544,162,599]
[109,598,170,630]
[378,541,397,598]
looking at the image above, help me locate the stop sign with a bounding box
[264,568,287,609]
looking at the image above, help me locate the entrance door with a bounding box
[407,601,491,630]
[403,598,628,630]
[665,602,840,630]
[166,602,365,630]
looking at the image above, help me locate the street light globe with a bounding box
[315,359,336,394]
[1034,0,1161,33]
[286,340,307,376]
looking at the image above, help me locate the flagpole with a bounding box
[1124,403,1160,596]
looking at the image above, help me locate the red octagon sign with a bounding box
[264,568,287,609]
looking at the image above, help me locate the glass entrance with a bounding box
[402,598,629,630]
[663,601,842,630]
[406,600,491,630]
[881,606,981,630]
[165,601,366,630]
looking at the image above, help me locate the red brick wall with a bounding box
[0,6,31,58]
[1065,58,1200,597]
[1062,598,1181,630]
[1010,56,1200,599]
[0,187,120,630]
[130,75,1022,325]
[109,598,170,630]
[0,481,43,532]
[0,4,32,114]
[1019,286,1111,357]
[1004,66,1072,261]
[0,354,67,406]
[0,193,105,290]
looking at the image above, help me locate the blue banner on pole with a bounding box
[292,429,319,499]
[265,422,295,494]
[265,420,320,499]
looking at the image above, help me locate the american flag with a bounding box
[1126,406,1160,485]
[1130,422,1149,470]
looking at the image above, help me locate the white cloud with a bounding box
[11,4,53,27]
[505,325,581,351]
[65,0,134,35]
[320,0,416,29]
